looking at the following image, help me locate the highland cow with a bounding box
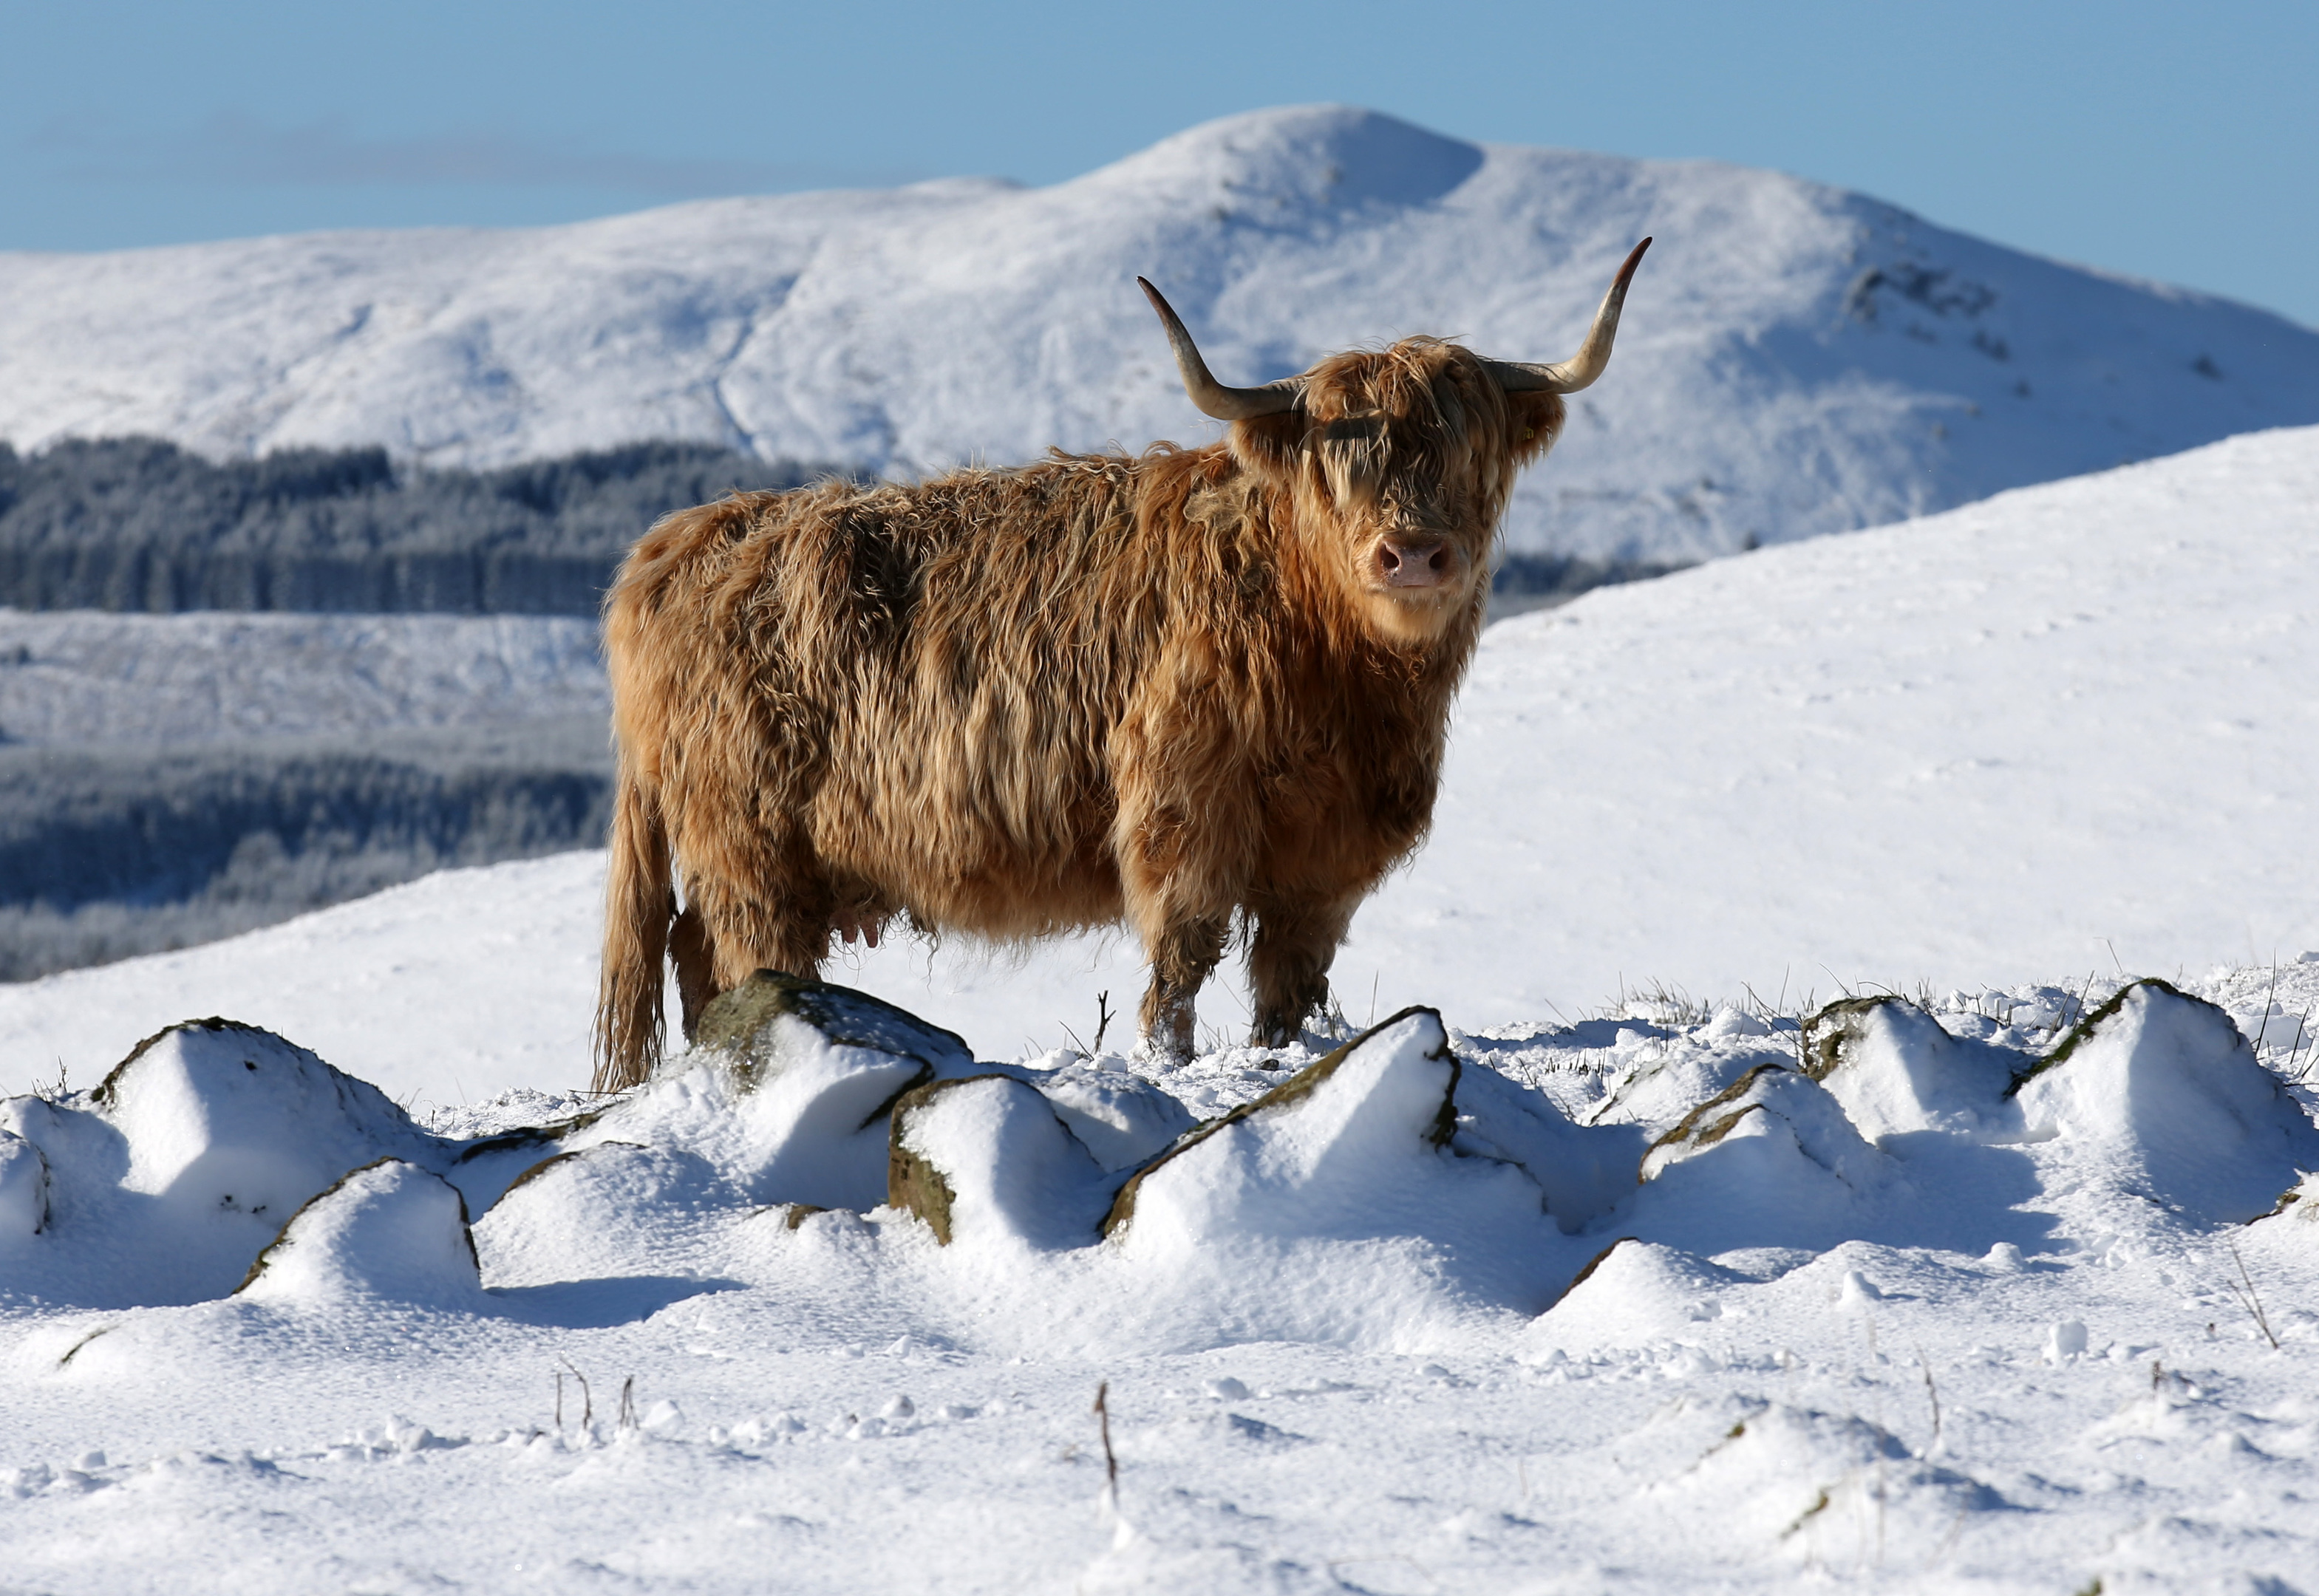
[593,240,1651,1091]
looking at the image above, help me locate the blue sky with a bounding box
[4,0,2313,327]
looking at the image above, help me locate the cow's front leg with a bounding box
[1137,912,1229,1066]
[1246,893,1360,1048]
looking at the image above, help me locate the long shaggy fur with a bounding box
[593,337,1569,1091]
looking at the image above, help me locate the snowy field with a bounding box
[4,425,2318,1592]
[0,612,607,746]
[5,105,2317,565]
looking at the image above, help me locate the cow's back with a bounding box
[605,458,1176,940]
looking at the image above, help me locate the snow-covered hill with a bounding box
[4,106,2315,564]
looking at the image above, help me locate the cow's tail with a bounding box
[593,748,672,1094]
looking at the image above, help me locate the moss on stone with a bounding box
[2004,977,2201,1098]
[1799,995,1914,1081]
[885,1077,1010,1245]
[1640,1063,1789,1178]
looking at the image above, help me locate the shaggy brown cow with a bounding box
[593,240,1650,1091]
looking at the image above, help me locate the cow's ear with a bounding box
[1507,391,1566,464]
[1227,412,1305,485]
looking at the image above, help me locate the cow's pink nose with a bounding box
[1377,536,1451,589]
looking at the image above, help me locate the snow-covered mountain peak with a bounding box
[2,104,2314,561]
[1080,103,1488,214]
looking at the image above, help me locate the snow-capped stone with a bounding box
[236,1158,480,1306]
[90,1017,430,1222]
[2250,1170,2319,1226]
[692,970,974,1082]
[1525,1238,1746,1355]
[1445,1061,1644,1232]
[1634,1065,1893,1254]
[2010,980,2319,1223]
[1800,996,2019,1141]
[1648,1400,2005,1563]
[1101,1010,1556,1287]
[0,1019,446,1303]
[887,1075,1110,1249]
[470,1140,726,1285]
[579,973,971,1212]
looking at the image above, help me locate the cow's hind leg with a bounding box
[670,904,717,1042]
[1138,913,1230,1065]
[683,845,837,1011]
[1245,893,1360,1048]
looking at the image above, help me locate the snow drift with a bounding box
[4,106,2315,563]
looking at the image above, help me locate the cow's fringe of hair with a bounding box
[593,746,672,1093]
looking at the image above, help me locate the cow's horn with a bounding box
[1488,237,1652,395]
[1138,277,1301,420]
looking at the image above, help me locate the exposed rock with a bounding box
[693,970,973,1086]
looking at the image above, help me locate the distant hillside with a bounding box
[0,434,1663,615]
[3,106,2315,564]
[0,718,610,981]
[0,437,825,613]
[0,610,618,978]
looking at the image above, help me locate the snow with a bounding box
[5,411,2319,1589]
[4,967,2318,1589]
[236,1159,483,1309]
[1805,997,2018,1141]
[2009,981,2315,1226]
[5,106,2317,565]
